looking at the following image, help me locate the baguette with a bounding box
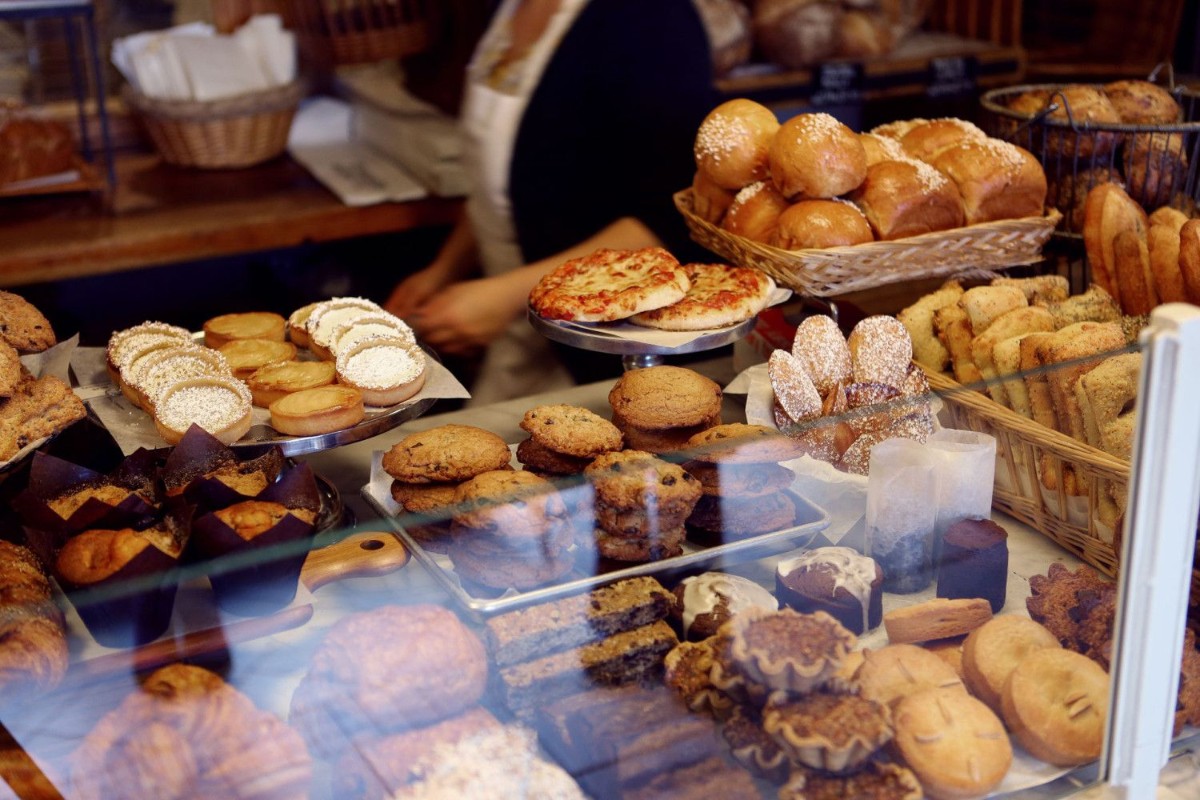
[1148,222,1187,304]
[1180,220,1200,304]
[1082,183,1149,307]
[1112,229,1156,315]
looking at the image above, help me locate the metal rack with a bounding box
[0,0,116,196]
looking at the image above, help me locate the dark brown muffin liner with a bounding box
[162,425,285,513]
[14,451,160,535]
[188,462,320,616]
[27,521,183,648]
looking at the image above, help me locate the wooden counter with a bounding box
[0,152,462,289]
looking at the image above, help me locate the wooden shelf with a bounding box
[0,151,462,288]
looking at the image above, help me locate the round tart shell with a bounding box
[269,385,365,436]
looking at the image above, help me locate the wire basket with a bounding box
[291,0,433,66]
[123,81,304,169]
[674,189,1060,297]
[980,78,1200,238]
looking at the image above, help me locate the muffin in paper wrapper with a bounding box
[14,450,160,537]
[24,512,187,648]
[161,424,285,513]
[763,688,894,774]
[727,607,856,693]
[188,462,321,617]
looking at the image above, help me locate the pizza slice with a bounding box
[529,247,691,322]
[629,263,775,331]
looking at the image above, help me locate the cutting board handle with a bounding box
[299,531,409,592]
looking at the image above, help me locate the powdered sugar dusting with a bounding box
[849,316,912,388]
[157,380,250,434]
[307,298,382,348]
[329,315,415,356]
[792,315,851,394]
[134,349,229,408]
[108,324,193,370]
[336,341,423,390]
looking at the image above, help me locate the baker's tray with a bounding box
[361,454,831,618]
[68,340,462,457]
[527,307,758,356]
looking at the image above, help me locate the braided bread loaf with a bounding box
[0,540,67,698]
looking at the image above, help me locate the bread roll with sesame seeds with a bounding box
[721,180,790,243]
[930,138,1047,225]
[848,159,965,240]
[694,98,780,191]
[768,112,867,200]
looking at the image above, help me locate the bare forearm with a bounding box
[429,210,480,281]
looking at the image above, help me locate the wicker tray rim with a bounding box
[922,366,1131,479]
[122,81,306,121]
[675,188,1061,295]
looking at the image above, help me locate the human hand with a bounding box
[385,265,452,320]
[409,275,524,357]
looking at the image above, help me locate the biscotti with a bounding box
[883,597,993,644]
[486,576,673,667]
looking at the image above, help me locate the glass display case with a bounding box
[2,297,1199,799]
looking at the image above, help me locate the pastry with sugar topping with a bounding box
[335,336,426,406]
[127,344,229,411]
[106,321,192,383]
[327,313,415,358]
[153,374,253,445]
[304,297,384,360]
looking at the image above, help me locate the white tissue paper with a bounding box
[112,16,296,101]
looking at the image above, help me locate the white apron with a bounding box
[460,0,587,407]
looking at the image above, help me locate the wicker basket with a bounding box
[123,81,305,169]
[917,367,1200,597]
[292,0,433,66]
[980,82,1200,238]
[674,189,1061,297]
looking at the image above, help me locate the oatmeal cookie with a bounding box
[595,499,693,538]
[612,413,720,454]
[515,436,593,475]
[594,528,686,562]
[0,340,23,398]
[607,366,722,430]
[449,533,575,590]
[684,460,795,497]
[1026,562,1112,648]
[686,492,796,536]
[683,422,806,464]
[382,424,511,483]
[585,450,702,514]
[0,290,55,353]
[452,469,565,539]
[389,480,461,515]
[520,404,622,458]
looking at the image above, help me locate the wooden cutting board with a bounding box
[67,530,409,680]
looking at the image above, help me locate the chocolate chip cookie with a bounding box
[452,469,565,539]
[684,461,795,497]
[520,404,622,458]
[687,492,796,536]
[612,412,720,454]
[382,424,511,483]
[607,366,722,430]
[584,450,702,517]
[684,423,807,464]
[515,436,592,475]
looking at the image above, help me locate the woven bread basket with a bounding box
[675,189,1061,297]
[123,81,305,169]
[918,366,1174,593]
[291,0,433,66]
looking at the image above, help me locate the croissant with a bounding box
[0,541,67,697]
[69,663,312,800]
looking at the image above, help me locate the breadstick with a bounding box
[1112,229,1155,315]
[934,304,983,387]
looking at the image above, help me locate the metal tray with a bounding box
[70,340,447,457]
[361,475,831,618]
[527,307,757,356]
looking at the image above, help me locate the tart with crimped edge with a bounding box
[153,375,253,445]
[246,360,336,407]
[727,607,855,693]
[105,321,192,384]
[664,639,737,719]
[268,384,364,436]
[707,623,771,709]
[334,336,426,407]
[218,338,297,381]
[777,761,923,800]
[723,704,790,782]
[202,311,286,349]
[327,313,415,358]
[763,687,893,774]
[529,246,691,322]
[125,344,228,412]
[304,297,384,360]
